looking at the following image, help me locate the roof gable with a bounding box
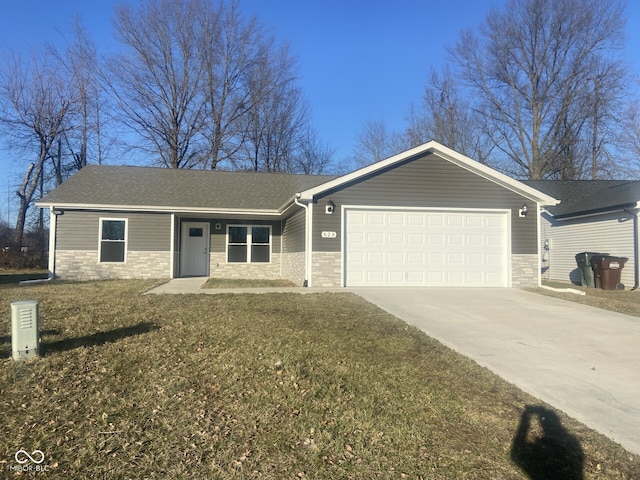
[299,141,558,205]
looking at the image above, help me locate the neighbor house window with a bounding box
[99,218,127,262]
[227,225,271,263]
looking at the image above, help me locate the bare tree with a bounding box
[198,0,272,170]
[107,0,207,168]
[351,119,397,168]
[0,49,76,245]
[290,127,335,174]
[450,0,627,179]
[240,42,307,172]
[63,19,109,171]
[107,0,311,172]
[405,67,493,164]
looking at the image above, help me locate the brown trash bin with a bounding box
[590,256,628,290]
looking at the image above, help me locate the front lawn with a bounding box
[202,278,298,288]
[530,281,640,317]
[0,280,638,478]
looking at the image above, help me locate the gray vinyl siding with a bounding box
[541,211,636,287]
[312,152,537,254]
[56,211,171,251]
[282,207,306,253]
[209,219,282,253]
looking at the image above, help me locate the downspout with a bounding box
[294,194,311,287]
[48,206,59,279]
[169,213,176,278]
[624,207,640,290]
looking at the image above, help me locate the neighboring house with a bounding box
[37,141,557,288]
[524,180,640,289]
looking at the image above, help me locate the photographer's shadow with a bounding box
[511,405,584,480]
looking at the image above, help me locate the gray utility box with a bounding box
[11,300,40,360]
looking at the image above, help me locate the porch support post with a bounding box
[170,213,176,278]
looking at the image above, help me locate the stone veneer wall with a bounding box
[209,252,282,279]
[511,254,539,287]
[281,251,306,286]
[311,251,342,287]
[308,252,540,288]
[55,250,171,280]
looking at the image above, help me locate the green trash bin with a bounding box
[575,252,604,287]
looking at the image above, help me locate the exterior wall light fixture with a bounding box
[519,204,528,217]
[325,200,335,215]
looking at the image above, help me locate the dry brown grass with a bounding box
[530,281,640,317]
[0,278,638,478]
[202,278,298,289]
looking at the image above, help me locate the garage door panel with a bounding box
[388,233,405,245]
[368,214,385,225]
[446,215,463,227]
[486,235,503,247]
[448,234,464,246]
[367,233,384,244]
[448,253,464,264]
[466,253,482,264]
[388,214,405,225]
[348,231,365,245]
[408,252,425,264]
[345,209,508,287]
[367,251,384,264]
[409,214,426,225]
[388,252,404,264]
[428,234,444,245]
[467,216,482,227]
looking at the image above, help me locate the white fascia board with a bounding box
[35,202,282,216]
[298,140,560,206]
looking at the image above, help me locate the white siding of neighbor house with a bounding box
[540,211,636,287]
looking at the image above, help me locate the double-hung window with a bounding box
[99,218,127,263]
[227,225,271,263]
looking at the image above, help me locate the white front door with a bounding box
[345,208,509,287]
[181,222,210,276]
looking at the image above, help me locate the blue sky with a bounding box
[1,0,640,223]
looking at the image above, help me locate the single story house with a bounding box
[524,180,640,289]
[37,141,558,288]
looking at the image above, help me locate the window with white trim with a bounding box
[99,218,127,263]
[227,225,271,263]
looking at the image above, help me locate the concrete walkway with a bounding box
[146,279,640,455]
[145,277,347,295]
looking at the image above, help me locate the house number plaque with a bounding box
[321,231,337,238]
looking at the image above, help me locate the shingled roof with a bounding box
[524,180,640,218]
[38,165,337,213]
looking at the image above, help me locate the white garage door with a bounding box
[345,209,509,287]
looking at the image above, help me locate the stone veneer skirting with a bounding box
[209,252,282,279]
[281,251,306,286]
[311,251,342,287]
[55,250,171,280]
[308,252,540,288]
[511,254,539,287]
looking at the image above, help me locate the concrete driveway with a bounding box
[354,288,640,455]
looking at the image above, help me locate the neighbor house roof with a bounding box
[524,180,640,218]
[37,165,336,214]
